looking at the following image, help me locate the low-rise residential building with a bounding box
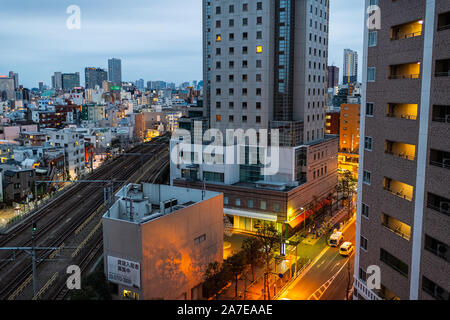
[102,183,223,300]
[0,164,35,203]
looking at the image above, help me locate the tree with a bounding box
[224,251,247,298]
[255,222,280,300]
[241,237,264,282]
[203,261,230,299]
[345,257,353,300]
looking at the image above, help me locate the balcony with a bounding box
[385,140,416,161]
[432,105,450,123]
[391,20,423,40]
[388,62,421,80]
[383,177,414,202]
[386,103,418,120]
[427,192,450,217]
[381,213,411,241]
[430,149,450,170]
[435,59,450,77]
[437,11,450,32]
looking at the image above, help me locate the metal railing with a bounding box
[383,187,413,201]
[432,115,450,123]
[388,73,421,80]
[430,160,450,170]
[437,24,450,32]
[385,150,415,161]
[435,71,450,77]
[382,223,411,241]
[391,31,422,40]
[386,113,417,120]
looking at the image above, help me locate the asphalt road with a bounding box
[278,221,356,300]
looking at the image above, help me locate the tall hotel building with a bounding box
[354,0,450,300]
[171,0,338,236]
[343,49,358,85]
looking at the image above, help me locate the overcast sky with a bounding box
[0,0,364,88]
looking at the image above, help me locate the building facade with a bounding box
[85,67,108,89]
[108,58,122,86]
[343,48,358,85]
[327,65,339,88]
[354,0,450,301]
[102,183,223,300]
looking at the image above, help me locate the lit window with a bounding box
[256,46,263,53]
[216,34,222,42]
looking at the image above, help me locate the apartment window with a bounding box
[243,18,248,26]
[216,20,221,28]
[424,235,449,262]
[256,88,262,96]
[256,102,261,109]
[359,268,367,282]
[242,102,248,109]
[229,74,234,82]
[229,88,234,95]
[216,6,221,14]
[363,170,371,185]
[224,196,229,205]
[256,60,262,68]
[248,199,254,208]
[369,0,378,5]
[216,48,221,56]
[362,203,369,218]
[194,234,206,244]
[368,31,377,47]
[257,2,262,10]
[427,192,450,217]
[256,116,261,123]
[242,60,248,68]
[216,88,221,95]
[361,236,368,251]
[243,32,248,40]
[243,3,248,12]
[216,115,221,122]
[229,102,234,109]
[242,115,247,122]
[216,34,222,42]
[256,74,262,82]
[229,5,234,13]
[365,137,373,151]
[257,17,262,25]
[216,61,221,69]
[242,46,248,54]
[229,115,234,122]
[229,47,234,55]
[216,75,221,82]
[256,31,262,39]
[256,45,263,53]
[367,67,376,82]
[366,103,374,116]
[380,248,409,277]
[229,19,234,27]
[274,203,281,212]
[260,200,266,210]
[229,33,234,41]
[229,61,234,68]
[422,277,449,300]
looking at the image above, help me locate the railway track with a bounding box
[0,136,170,300]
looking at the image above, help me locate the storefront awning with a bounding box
[224,207,277,222]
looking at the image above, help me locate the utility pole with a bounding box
[31,220,37,297]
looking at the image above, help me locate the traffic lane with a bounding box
[319,256,354,300]
[281,221,356,300]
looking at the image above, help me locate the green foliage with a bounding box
[70,263,112,300]
[224,251,247,298]
[202,261,231,299]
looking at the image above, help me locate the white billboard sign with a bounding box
[107,256,141,288]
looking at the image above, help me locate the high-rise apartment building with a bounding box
[171,0,338,236]
[8,71,19,89]
[62,73,80,91]
[85,67,108,89]
[328,65,339,88]
[343,49,358,85]
[354,0,450,301]
[108,58,122,86]
[0,76,15,101]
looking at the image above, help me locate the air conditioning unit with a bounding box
[440,201,450,214]
[436,243,447,256]
[445,115,450,123]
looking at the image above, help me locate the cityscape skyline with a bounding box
[0,0,364,88]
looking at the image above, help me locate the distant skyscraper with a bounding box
[0,76,15,101]
[135,79,144,90]
[52,72,63,90]
[39,81,44,92]
[343,49,358,84]
[327,66,339,88]
[108,58,122,86]
[85,67,108,89]
[62,73,80,91]
[8,71,19,89]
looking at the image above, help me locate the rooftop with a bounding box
[103,183,221,224]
